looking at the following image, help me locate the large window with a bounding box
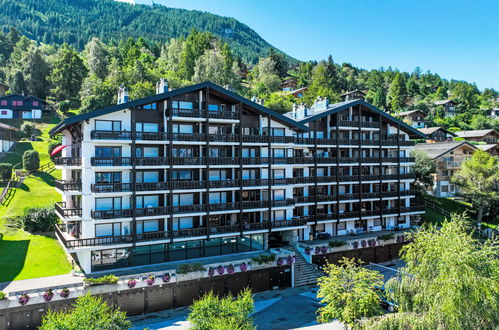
[136,147,159,157]
[95,146,121,157]
[136,220,159,234]
[209,170,226,181]
[95,120,121,131]
[209,192,227,204]
[95,223,121,237]
[173,193,194,206]
[272,148,286,158]
[172,101,193,109]
[136,171,159,183]
[136,195,159,208]
[172,217,194,230]
[173,147,193,158]
[95,197,122,210]
[173,123,194,133]
[136,122,159,132]
[172,170,193,181]
[95,172,121,183]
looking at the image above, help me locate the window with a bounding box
[273,189,285,200]
[172,147,193,158]
[172,217,194,230]
[209,192,227,204]
[0,100,7,106]
[173,170,192,181]
[136,171,159,183]
[136,220,159,234]
[136,195,159,208]
[272,128,285,136]
[172,101,193,109]
[208,104,222,111]
[142,103,157,110]
[272,169,285,179]
[173,193,194,206]
[1,111,7,115]
[96,120,121,131]
[95,172,121,183]
[242,148,257,158]
[242,169,257,180]
[209,148,227,157]
[136,147,158,157]
[32,101,39,106]
[136,122,158,132]
[95,223,121,237]
[95,146,121,157]
[13,100,23,106]
[442,170,449,176]
[172,123,194,133]
[209,170,226,181]
[95,197,122,210]
[337,222,346,230]
[441,186,449,193]
[272,148,285,158]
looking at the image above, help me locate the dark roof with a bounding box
[340,90,366,96]
[0,94,46,103]
[50,82,307,135]
[434,99,456,106]
[295,99,425,138]
[477,144,499,152]
[455,129,499,138]
[418,127,457,137]
[0,122,19,131]
[415,141,476,159]
[394,110,426,117]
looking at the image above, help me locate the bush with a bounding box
[48,141,62,158]
[328,240,346,248]
[0,292,5,300]
[251,254,276,265]
[10,207,58,232]
[377,234,395,241]
[58,100,72,112]
[0,163,13,181]
[177,262,205,274]
[19,122,40,139]
[188,288,254,330]
[83,275,119,286]
[22,150,40,172]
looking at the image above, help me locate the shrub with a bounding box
[328,240,347,248]
[83,275,119,286]
[22,150,40,172]
[58,100,72,113]
[251,254,276,265]
[19,122,40,139]
[377,234,395,241]
[177,262,205,274]
[0,163,13,181]
[0,292,5,300]
[12,206,58,232]
[48,141,62,158]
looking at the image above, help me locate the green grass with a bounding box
[422,207,448,225]
[0,114,71,282]
[0,232,72,282]
[422,194,472,214]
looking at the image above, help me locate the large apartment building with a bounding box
[50,81,424,274]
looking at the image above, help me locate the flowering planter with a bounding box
[145,276,155,286]
[59,288,70,299]
[276,257,284,266]
[18,293,30,306]
[43,289,54,302]
[162,273,171,283]
[239,262,248,272]
[127,279,137,289]
[226,264,235,275]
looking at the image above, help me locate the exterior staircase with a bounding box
[288,245,324,287]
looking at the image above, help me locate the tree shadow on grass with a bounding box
[35,172,56,187]
[0,238,30,285]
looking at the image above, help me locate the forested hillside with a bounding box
[0,0,291,64]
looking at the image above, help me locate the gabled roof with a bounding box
[0,94,47,103]
[394,110,426,117]
[415,141,476,159]
[340,90,366,97]
[418,127,457,137]
[294,99,426,138]
[455,129,499,138]
[0,122,19,131]
[477,144,499,152]
[50,82,307,136]
[434,99,456,106]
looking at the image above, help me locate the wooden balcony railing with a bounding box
[54,202,82,218]
[54,180,82,192]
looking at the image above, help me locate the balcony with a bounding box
[168,109,240,120]
[54,202,82,218]
[53,157,81,166]
[54,180,82,192]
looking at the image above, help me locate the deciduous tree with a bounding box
[411,150,436,191]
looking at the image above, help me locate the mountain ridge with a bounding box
[0,0,296,64]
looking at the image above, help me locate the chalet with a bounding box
[434,99,457,117]
[393,110,426,129]
[455,129,499,144]
[281,77,298,92]
[340,90,366,102]
[489,108,499,120]
[0,94,47,119]
[418,127,456,142]
[284,87,308,98]
[477,144,499,156]
[0,122,18,152]
[415,141,476,197]
[0,82,8,97]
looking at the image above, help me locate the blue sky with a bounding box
[137,0,499,90]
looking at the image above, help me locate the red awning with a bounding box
[50,145,67,156]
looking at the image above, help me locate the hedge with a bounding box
[0,163,13,181]
[22,150,40,172]
[83,275,119,286]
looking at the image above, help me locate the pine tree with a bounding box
[387,72,407,111]
[50,44,88,101]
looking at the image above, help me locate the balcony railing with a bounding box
[54,180,82,192]
[54,202,82,218]
[53,157,81,166]
[167,108,240,120]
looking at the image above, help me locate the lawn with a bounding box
[0,114,72,282]
[420,194,475,226]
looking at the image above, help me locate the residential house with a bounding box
[340,90,366,102]
[489,108,499,120]
[415,141,476,197]
[0,122,18,152]
[393,110,427,129]
[285,87,308,99]
[50,81,424,274]
[0,94,47,119]
[477,144,499,156]
[418,127,456,142]
[455,129,499,144]
[434,100,457,117]
[281,77,298,92]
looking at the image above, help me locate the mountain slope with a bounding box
[0,0,294,64]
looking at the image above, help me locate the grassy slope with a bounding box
[421,194,473,226]
[0,115,72,282]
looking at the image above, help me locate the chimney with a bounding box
[223,84,234,92]
[156,78,169,94]
[117,85,129,105]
